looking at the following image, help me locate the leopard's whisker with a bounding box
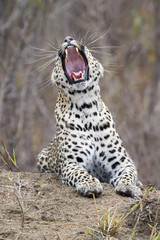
[47,39,59,51]
[90,46,121,49]
[33,57,57,73]
[81,28,94,45]
[81,30,97,46]
[39,57,57,71]
[103,68,112,74]
[81,28,90,44]
[29,45,57,53]
[84,32,98,46]
[39,76,52,91]
[89,49,111,56]
[103,64,123,67]
[54,37,61,49]
[87,32,107,46]
[89,32,98,41]
[87,27,112,46]
[33,53,56,57]
[29,54,55,64]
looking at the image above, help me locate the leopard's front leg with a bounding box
[97,129,142,198]
[109,161,142,198]
[59,134,103,197]
[114,166,142,198]
[61,161,103,197]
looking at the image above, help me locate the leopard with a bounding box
[37,36,142,198]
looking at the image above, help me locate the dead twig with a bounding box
[14,175,40,229]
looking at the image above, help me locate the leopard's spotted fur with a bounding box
[37,36,142,197]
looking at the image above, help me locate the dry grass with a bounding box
[0,139,21,172]
[85,187,160,240]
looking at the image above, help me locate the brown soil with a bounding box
[0,169,160,240]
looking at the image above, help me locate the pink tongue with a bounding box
[70,72,82,80]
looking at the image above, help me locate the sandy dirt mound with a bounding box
[0,170,160,240]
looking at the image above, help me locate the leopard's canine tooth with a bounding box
[65,49,68,57]
[76,47,83,59]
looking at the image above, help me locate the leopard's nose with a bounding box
[64,36,73,44]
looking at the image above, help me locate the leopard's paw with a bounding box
[115,183,142,198]
[76,178,103,197]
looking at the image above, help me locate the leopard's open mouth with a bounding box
[60,45,89,84]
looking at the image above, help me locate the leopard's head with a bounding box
[51,36,104,91]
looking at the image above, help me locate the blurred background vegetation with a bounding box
[0,0,160,187]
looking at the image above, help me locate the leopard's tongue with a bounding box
[70,71,83,80]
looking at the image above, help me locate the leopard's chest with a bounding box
[56,103,116,150]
